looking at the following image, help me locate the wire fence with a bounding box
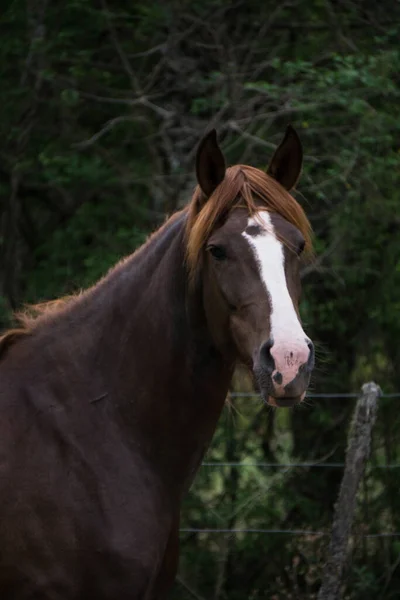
[230,392,400,399]
[201,462,400,469]
[180,389,399,539]
[180,529,400,538]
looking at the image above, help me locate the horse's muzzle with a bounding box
[254,337,314,407]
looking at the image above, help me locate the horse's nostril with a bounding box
[259,338,275,375]
[273,371,283,384]
[306,339,315,370]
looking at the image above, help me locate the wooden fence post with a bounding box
[318,381,381,600]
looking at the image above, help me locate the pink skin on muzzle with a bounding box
[270,341,311,397]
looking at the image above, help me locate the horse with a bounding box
[0,125,314,599]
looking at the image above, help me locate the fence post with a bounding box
[318,381,381,600]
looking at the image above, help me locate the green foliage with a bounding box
[25,197,147,300]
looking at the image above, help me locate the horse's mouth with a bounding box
[253,369,308,408]
[267,394,304,408]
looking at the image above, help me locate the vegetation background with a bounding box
[1,0,400,597]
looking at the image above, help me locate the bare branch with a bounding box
[72,116,148,149]
[100,0,141,94]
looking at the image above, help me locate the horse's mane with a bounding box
[0,296,79,359]
[185,164,312,282]
[0,166,311,359]
[16,296,78,329]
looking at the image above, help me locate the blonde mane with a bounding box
[185,164,312,282]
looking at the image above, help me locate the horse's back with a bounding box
[0,355,173,599]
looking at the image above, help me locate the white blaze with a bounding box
[242,212,306,344]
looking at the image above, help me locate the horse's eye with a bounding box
[208,245,227,261]
[297,239,305,256]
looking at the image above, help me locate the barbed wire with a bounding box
[229,392,400,399]
[180,528,327,536]
[179,528,400,538]
[200,461,400,469]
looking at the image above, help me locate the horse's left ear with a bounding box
[196,129,226,198]
[267,125,303,191]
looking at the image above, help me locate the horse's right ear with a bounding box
[267,125,303,191]
[196,129,226,199]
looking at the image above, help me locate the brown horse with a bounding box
[0,126,314,599]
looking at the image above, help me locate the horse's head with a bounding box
[186,127,314,407]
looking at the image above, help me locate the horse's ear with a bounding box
[196,129,226,199]
[267,125,303,191]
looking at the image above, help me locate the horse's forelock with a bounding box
[185,167,244,281]
[185,164,312,283]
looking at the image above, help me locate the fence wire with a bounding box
[180,528,400,538]
[229,392,400,399]
[179,390,400,539]
[201,462,400,469]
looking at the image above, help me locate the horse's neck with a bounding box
[91,214,233,490]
